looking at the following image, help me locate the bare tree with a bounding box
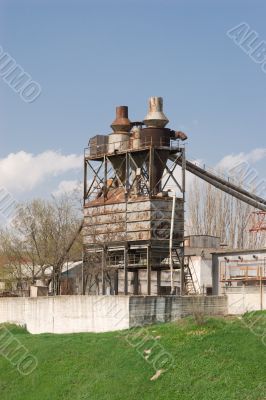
[0,195,83,294]
[187,177,265,249]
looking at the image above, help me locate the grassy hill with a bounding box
[0,313,266,400]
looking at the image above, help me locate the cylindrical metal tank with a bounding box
[109,106,131,153]
[140,127,175,147]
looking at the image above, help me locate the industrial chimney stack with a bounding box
[144,96,169,128]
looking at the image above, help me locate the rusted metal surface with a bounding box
[83,97,186,295]
[249,211,266,232]
[140,127,174,147]
[86,137,183,161]
[83,198,184,245]
[175,131,188,141]
[84,188,125,207]
[89,135,108,156]
[86,100,183,160]
[111,106,131,134]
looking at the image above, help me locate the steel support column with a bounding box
[147,245,151,295]
[149,147,155,196]
[114,269,119,295]
[102,247,106,295]
[181,147,186,295]
[124,245,128,295]
[133,270,139,295]
[157,269,161,295]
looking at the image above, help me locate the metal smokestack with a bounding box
[109,105,131,181]
[109,105,131,153]
[111,106,131,134]
[143,97,169,128]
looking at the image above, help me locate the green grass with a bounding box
[1,313,266,400]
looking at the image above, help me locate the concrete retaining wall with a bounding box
[129,296,227,327]
[0,296,129,334]
[226,287,266,315]
[0,295,227,334]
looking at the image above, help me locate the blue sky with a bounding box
[0,0,265,202]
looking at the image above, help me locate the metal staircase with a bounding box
[184,256,201,295]
[184,263,196,294]
[172,250,199,295]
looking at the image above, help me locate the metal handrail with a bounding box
[85,138,184,158]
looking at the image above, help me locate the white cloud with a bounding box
[216,148,266,171]
[52,180,83,197]
[0,150,83,192]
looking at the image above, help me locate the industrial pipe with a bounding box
[170,155,266,212]
[184,159,266,207]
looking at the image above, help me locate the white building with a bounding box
[212,248,266,314]
[184,235,221,295]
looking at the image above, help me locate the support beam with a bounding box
[124,245,128,295]
[149,147,155,196]
[157,270,161,295]
[114,269,119,295]
[102,247,106,295]
[85,162,106,201]
[180,253,185,296]
[182,148,186,201]
[133,270,139,295]
[147,245,151,295]
[125,152,130,196]
[104,155,107,199]
[83,156,87,206]
[161,154,182,191]
[164,163,182,192]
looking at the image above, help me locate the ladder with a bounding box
[173,250,200,295]
[184,256,201,295]
[184,262,197,294]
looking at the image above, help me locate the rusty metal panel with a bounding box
[84,203,126,216]
[126,210,151,222]
[84,232,126,244]
[127,221,151,231]
[127,201,151,212]
[83,198,184,244]
[83,222,125,235]
[127,231,150,241]
[89,135,108,157]
[85,213,125,224]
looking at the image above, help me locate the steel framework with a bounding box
[83,139,186,295]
